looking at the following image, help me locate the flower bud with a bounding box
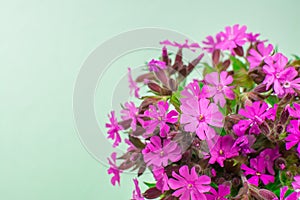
[248,66,266,84]
[234,45,244,57]
[275,157,287,170]
[212,49,220,66]
[143,187,162,199]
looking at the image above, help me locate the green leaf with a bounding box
[143,182,156,188]
[292,54,300,60]
[233,67,254,89]
[230,56,247,71]
[202,63,217,77]
[170,91,181,112]
[265,95,279,106]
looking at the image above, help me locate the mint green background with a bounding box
[1,0,299,199]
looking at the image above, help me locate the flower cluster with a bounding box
[104,24,300,200]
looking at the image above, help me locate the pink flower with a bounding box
[217,24,247,51]
[241,157,275,186]
[287,103,300,118]
[147,59,167,72]
[121,102,140,131]
[153,168,169,192]
[107,152,122,186]
[246,32,260,43]
[142,136,182,167]
[275,186,298,200]
[143,101,178,137]
[233,101,274,136]
[262,53,300,96]
[180,80,209,105]
[205,184,230,200]
[232,135,256,155]
[132,179,145,200]
[106,111,123,147]
[247,43,273,69]
[160,39,201,52]
[204,71,235,107]
[208,135,239,167]
[202,33,222,53]
[128,67,140,98]
[280,67,300,96]
[258,147,280,175]
[180,97,223,140]
[168,165,211,200]
[286,120,300,154]
[292,176,300,190]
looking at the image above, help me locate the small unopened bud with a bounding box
[232,177,241,188]
[248,66,266,84]
[234,45,244,57]
[222,59,231,70]
[275,157,287,170]
[143,187,162,199]
[253,84,267,93]
[212,49,220,66]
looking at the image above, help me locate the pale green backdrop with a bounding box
[1,0,299,199]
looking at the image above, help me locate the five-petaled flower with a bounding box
[180,97,223,140]
[241,157,275,186]
[142,136,182,168]
[106,111,123,147]
[107,152,122,186]
[168,165,211,200]
[143,101,178,137]
[233,101,274,136]
[248,43,273,69]
[208,135,239,167]
[217,24,247,51]
[205,184,231,200]
[205,71,235,107]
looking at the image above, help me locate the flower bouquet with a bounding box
[105,24,300,200]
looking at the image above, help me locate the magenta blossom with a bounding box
[274,186,298,200]
[258,147,280,175]
[204,71,235,107]
[107,152,122,186]
[148,59,167,72]
[121,102,140,131]
[262,53,300,96]
[233,101,274,136]
[286,120,300,154]
[248,43,273,69]
[128,67,140,98]
[232,135,256,155]
[246,32,260,43]
[217,24,247,51]
[168,165,211,200]
[292,176,300,191]
[153,168,169,192]
[208,135,239,167]
[132,179,145,200]
[288,103,300,119]
[106,111,123,147]
[205,184,230,200]
[180,79,209,105]
[280,67,300,96]
[202,33,222,53]
[143,101,178,137]
[180,97,223,140]
[241,157,275,186]
[142,136,182,167]
[160,39,201,52]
